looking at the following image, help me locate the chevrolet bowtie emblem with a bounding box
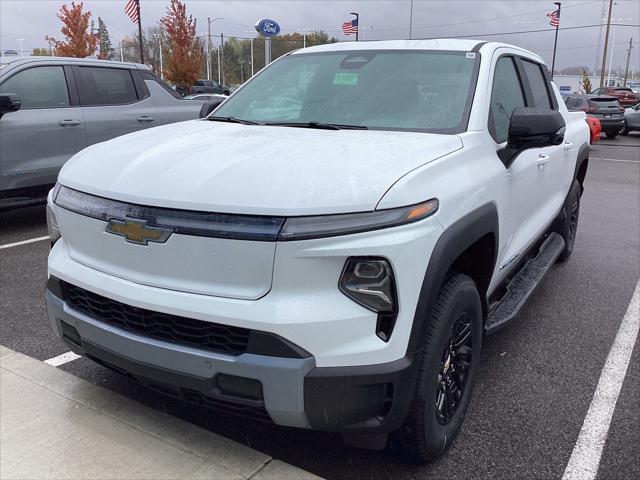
[105,218,173,245]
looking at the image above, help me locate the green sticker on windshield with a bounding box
[333,72,358,86]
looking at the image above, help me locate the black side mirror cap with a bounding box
[199,97,226,118]
[0,93,21,118]
[498,107,566,168]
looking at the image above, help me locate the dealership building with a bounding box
[553,74,640,96]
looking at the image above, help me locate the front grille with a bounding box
[60,281,250,355]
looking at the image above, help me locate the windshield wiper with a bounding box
[208,116,259,125]
[264,121,368,130]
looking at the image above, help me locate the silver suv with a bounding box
[0,57,203,207]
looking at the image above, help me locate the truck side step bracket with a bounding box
[485,233,565,335]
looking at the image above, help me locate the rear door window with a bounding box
[140,70,183,99]
[521,60,553,109]
[75,67,138,106]
[0,66,69,109]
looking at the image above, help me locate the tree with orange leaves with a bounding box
[46,2,97,57]
[160,0,203,87]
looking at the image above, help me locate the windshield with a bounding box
[214,50,480,133]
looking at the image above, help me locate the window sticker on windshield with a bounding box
[333,72,358,86]
[466,52,476,59]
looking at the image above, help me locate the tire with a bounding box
[556,180,581,262]
[396,274,482,462]
[605,130,619,139]
[621,122,630,136]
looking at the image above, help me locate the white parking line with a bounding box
[44,351,82,367]
[591,157,640,164]
[562,279,640,480]
[0,236,50,250]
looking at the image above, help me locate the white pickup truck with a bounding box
[45,39,590,461]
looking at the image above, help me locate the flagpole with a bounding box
[350,12,359,41]
[550,2,561,79]
[137,0,144,64]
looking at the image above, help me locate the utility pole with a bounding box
[623,37,633,86]
[17,38,24,57]
[600,0,614,87]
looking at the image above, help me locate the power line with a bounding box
[413,23,639,40]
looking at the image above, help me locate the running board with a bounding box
[485,233,565,335]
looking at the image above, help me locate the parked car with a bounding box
[565,94,624,138]
[46,39,589,462]
[191,79,230,95]
[585,116,601,143]
[591,86,639,107]
[622,102,640,135]
[0,57,203,208]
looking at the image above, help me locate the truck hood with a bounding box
[59,120,462,215]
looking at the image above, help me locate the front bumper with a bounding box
[46,278,418,433]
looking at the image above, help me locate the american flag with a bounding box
[547,7,560,27]
[342,19,358,35]
[125,0,140,24]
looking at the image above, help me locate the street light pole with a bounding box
[243,31,256,77]
[207,18,211,80]
[623,37,633,87]
[154,34,163,79]
[207,17,223,81]
[409,0,414,40]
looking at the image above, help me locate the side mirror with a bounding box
[0,93,21,118]
[498,107,566,168]
[199,97,226,118]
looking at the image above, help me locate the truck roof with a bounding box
[295,39,544,63]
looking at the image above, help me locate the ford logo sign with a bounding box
[255,19,280,37]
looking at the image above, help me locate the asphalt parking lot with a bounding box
[1,132,638,480]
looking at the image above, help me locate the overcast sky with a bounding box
[1,0,638,73]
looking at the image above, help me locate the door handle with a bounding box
[58,119,80,126]
[537,154,551,170]
[137,116,155,123]
[563,141,573,157]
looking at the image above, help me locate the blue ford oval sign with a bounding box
[255,19,280,37]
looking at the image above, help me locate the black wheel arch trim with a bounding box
[405,203,499,355]
[574,141,589,195]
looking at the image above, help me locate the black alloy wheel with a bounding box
[435,313,473,425]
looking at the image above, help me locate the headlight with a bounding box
[46,205,61,245]
[278,199,439,241]
[339,257,397,313]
